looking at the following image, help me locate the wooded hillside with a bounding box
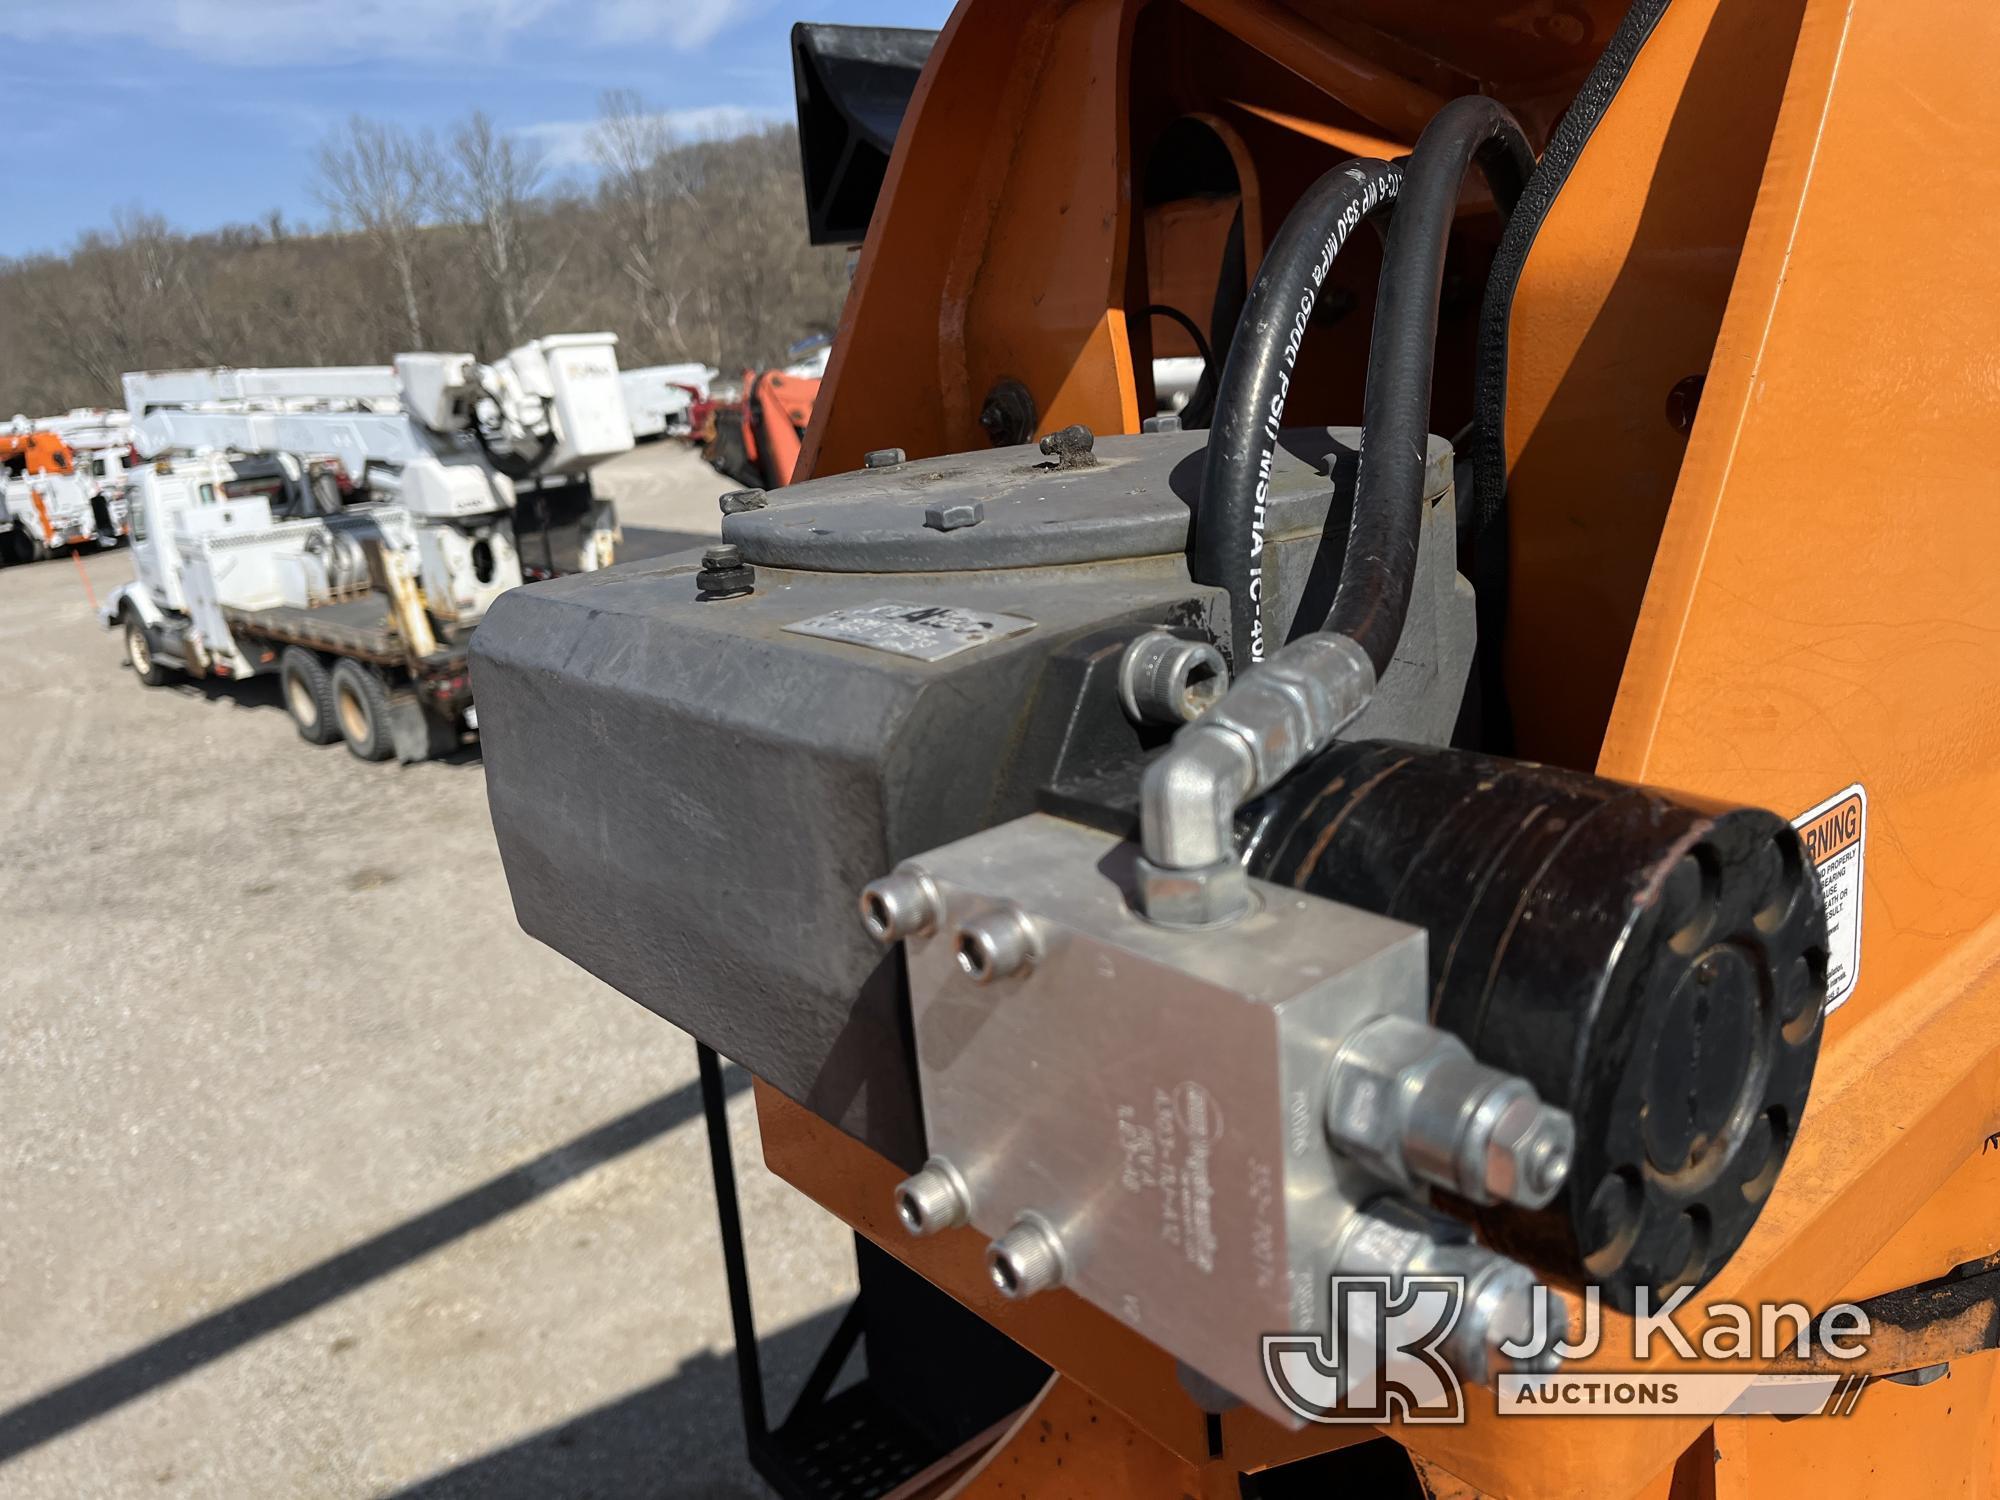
[0,98,849,417]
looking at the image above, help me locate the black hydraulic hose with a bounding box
[1327,96,1536,677]
[1141,303,1214,371]
[1190,159,1402,668]
[1181,206,1247,431]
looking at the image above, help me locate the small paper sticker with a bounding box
[783,601,1037,661]
[1793,784,1866,1014]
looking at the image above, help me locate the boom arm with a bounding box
[123,332,634,508]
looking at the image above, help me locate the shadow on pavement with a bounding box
[389,1309,848,1500]
[0,1066,752,1471]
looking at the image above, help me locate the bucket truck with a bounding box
[1,412,137,562]
[620,362,717,440]
[101,333,633,763]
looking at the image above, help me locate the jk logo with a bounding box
[1262,1276,1467,1424]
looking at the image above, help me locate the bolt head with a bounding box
[719,488,766,515]
[923,499,984,532]
[702,543,741,568]
[864,447,907,469]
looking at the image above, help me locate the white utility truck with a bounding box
[1,409,138,560]
[102,334,634,762]
[620,362,718,440]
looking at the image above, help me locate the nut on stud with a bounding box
[695,543,755,599]
[894,1158,970,1236]
[987,1216,1066,1299]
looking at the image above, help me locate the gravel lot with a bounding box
[0,443,856,1498]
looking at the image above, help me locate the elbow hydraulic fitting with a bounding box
[1137,631,1375,927]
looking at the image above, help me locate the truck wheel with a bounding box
[125,618,169,686]
[330,659,395,762]
[280,647,340,745]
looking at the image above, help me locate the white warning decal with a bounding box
[1792,784,1866,1014]
[783,601,1036,661]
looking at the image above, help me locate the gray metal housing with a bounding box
[473,428,1474,1166]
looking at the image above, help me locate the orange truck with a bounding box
[1,413,135,562]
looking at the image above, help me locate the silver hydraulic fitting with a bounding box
[1137,631,1375,927]
[858,866,940,944]
[1335,1197,1563,1386]
[893,1157,972,1236]
[1117,630,1229,726]
[952,906,1039,984]
[986,1214,1068,1300]
[1324,1015,1575,1208]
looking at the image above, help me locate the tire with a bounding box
[706,412,760,490]
[125,618,169,686]
[279,647,340,745]
[330,658,395,762]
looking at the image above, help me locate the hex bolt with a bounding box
[923,498,984,532]
[1141,413,1182,434]
[1118,630,1229,726]
[894,1158,971,1236]
[864,447,907,469]
[858,867,940,944]
[718,488,767,515]
[987,1216,1066,1299]
[954,906,1038,984]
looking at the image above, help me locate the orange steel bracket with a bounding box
[802,0,1626,482]
[800,0,1144,478]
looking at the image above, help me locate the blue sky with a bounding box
[3,0,954,259]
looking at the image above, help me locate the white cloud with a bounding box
[515,105,777,170]
[2,0,772,65]
[590,0,778,49]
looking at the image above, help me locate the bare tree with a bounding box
[444,110,564,349]
[314,116,440,347]
[589,89,688,356]
[0,121,851,416]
